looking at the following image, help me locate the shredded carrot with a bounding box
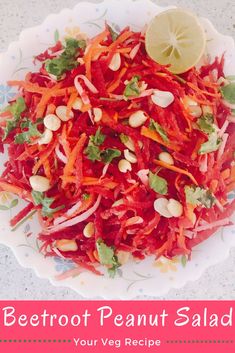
[43,159,52,180]
[80,103,92,113]
[36,83,62,118]
[141,126,180,152]
[177,226,190,254]
[60,125,71,157]
[226,181,235,193]
[62,133,87,180]
[84,29,109,80]
[107,67,127,93]
[60,175,117,188]
[108,31,133,50]
[122,182,139,195]
[33,138,57,174]
[93,249,99,262]
[185,204,196,224]
[7,81,47,94]
[191,137,206,160]
[175,174,182,192]
[210,179,219,193]
[0,111,13,119]
[188,94,215,106]
[45,103,56,115]
[0,181,31,200]
[86,250,96,263]
[66,92,78,117]
[187,82,221,98]
[154,159,198,185]
[221,168,230,180]
[17,145,39,161]
[230,165,235,180]
[92,46,131,58]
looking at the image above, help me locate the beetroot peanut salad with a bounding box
[0,24,234,277]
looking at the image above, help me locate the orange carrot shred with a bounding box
[62,133,87,187]
[66,92,78,118]
[141,126,180,152]
[154,159,198,185]
[33,138,57,174]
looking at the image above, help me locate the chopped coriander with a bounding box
[96,239,120,278]
[198,133,222,154]
[32,191,64,217]
[84,144,101,162]
[5,97,26,118]
[197,114,215,134]
[149,119,168,142]
[84,128,105,162]
[15,119,42,144]
[85,128,120,163]
[101,148,121,164]
[185,186,215,208]
[149,171,168,195]
[90,127,106,146]
[220,82,235,104]
[124,76,140,98]
[45,38,86,79]
[3,97,26,140]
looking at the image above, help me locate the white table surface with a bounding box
[0,0,234,300]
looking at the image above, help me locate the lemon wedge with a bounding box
[145,9,206,74]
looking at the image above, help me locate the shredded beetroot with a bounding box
[0,24,234,276]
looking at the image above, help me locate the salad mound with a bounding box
[0,24,234,277]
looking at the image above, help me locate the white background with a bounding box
[0,0,234,299]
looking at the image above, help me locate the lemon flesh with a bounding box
[145,9,206,74]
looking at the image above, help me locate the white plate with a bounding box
[0,0,234,299]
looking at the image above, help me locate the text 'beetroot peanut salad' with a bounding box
[0,23,235,277]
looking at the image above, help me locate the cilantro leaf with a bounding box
[14,119,42,144]
[85,129,120,164]
[32,191,64,217]
[3,97,26,140]
[90,127,106,146]
[198,132,222,155]
[107,24,119,42]
[149,171,168,195]
[124,76,140,98]
[84,144,101,162]
[101,148,121,164]
[6,97,26,118]
[197,114,215,134]
[45,38,86,79]
[149,119,168,142]
[84,128,106,161]
[185,186,215,208]
[3,120,18,141]
[96,239,120,278]
[220,82,235,104]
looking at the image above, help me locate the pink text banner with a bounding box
[0,301,234,353]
